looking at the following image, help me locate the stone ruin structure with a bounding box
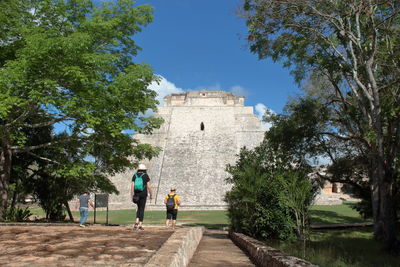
[106,90,357,209]
[312,167,358,205]
[108,90,265,209]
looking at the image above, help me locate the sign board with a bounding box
[94,194,109,225]
[95,194,109,208]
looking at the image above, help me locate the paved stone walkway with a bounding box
[188,230,255,267]
[0,226,173,267]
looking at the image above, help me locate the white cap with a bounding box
[138,163,147,170]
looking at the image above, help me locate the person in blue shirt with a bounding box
[75,191,94,227]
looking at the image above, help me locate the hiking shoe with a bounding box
[133,223,138,230]
[79,224,86,228]
[138,226,144,231]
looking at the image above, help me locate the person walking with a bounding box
[164,187,181,229]
[75,191,94,228]
[131,163,152,230]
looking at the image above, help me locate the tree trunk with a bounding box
[372,153,399,252]
[10,183,17,210]
[368,67,399,251]
[0,137,12,221]
[64,200,74,222]
[378,173,398,251]
[372,163,383,239]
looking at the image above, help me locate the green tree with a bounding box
[4,112,119,221]
[242,0,400,251]
[277,171,314,241]
[225,113,317,241]
[0,0,162,220]
[274,95,376,219]
[225,146,297,240]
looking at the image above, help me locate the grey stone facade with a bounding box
[108,90,265,209]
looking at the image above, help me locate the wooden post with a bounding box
[94,194,97,224]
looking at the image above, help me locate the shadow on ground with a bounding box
[310,210,366,225]
[181,223,228,230]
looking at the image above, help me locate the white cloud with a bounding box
[148,75,184,106]
[193,84,249,98]
[194,83,222,91]
[229,85,248,97]
[205,84,222,91]
[81,127,94,137]
[312,155,332,166]
[254,103,275,130]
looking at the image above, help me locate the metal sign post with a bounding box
[94,193,109,225]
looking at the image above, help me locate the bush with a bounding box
[5,207,32,222]
[225,143,316,241]
[225,148,294,240]
[225,192,294,240]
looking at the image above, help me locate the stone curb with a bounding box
[229,232,317,267]
[0,222,77,226]
[146,226,205,267]
[0,222,162,227]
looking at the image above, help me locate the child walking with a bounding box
[164,187,181,229]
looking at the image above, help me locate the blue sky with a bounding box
[134,0,302,119]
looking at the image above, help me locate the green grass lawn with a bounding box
[310,201,371,225]
[88,209,229,228]
[266,202,397,266]
[30,208,229,228]
[29,201,366,226]
[268,228,399,267]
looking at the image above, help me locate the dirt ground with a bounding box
[0,225,173,267]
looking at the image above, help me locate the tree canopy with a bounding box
[0,0,162,220]
[243,0,400,251]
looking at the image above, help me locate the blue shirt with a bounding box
[79,194,90,208]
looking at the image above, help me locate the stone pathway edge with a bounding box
[229,232,318,267]
[146,226,205,267]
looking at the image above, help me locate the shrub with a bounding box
[225,142,316,241]
[5,207,32,222]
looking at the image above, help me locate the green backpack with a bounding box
[134,173,146,192]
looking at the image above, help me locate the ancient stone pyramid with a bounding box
[109,90,265,209]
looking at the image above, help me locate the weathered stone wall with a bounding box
[146,227,205,267]
[229,232,317,267]
[108,90,265,209]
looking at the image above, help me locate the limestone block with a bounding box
[108,91,265,209]
[230,232,317,267]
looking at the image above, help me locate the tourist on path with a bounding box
[164,187,181,229]
[75,191,94,227]
[131,163,153,230]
